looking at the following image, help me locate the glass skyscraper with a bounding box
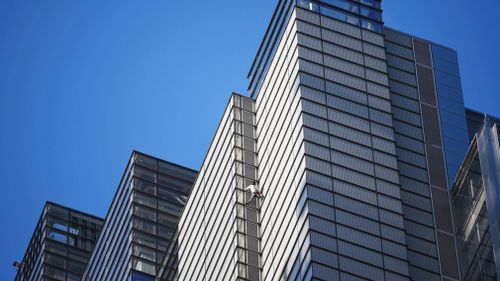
[14,202,103,281]
[12,1,500,281]
[162,0,479,281]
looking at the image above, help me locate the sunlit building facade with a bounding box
[161,0,472,280]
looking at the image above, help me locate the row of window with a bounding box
[297,0,383,32]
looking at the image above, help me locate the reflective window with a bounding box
[297,0,319,12]
[360,6,382,21]
[321,5,360,26]
[296,0,383,32]
[361,19,382,32]
[359,0,381,9]
[324,0,359,13]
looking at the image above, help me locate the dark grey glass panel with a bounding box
[421,105,442,146]
[391,93,421,113]
[404,220,435,242]
[389,80,418,100]
[406,235,437,257]
[408,266,441,281]
[426,145,448,189]
[310,231,338,252]
[391,107,421,127]
[338,240,383,267]
[337,225,381,251]
[308,200,335,221]
[386,53,415,73]
[339,256,385,281]
[437,232,460,279]
[417,65,437,106]
[402,205,434,227]
[431,187,453,233]
[407,251,440,273]
[394,133,425,154]
[381,224,406,244]
[303,127,330,147]
[383,28,413,48]
[396,147,427,168]
[413,39,432,67]
[326,95,369,119]
[326,81,367,105]
[301,85,326,104]
[300,72,326,91]
[388,67,416,86]
[385,41,414,60]
[400,190,432,212]
[393,120,423,140]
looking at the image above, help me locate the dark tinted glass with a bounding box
[421,105,442,146]
[437,232,460,279]
[427,145,447,188]
[417,65,436,106]
[414,39,432,66]
[431,187,453,232]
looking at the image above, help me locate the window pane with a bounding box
[359,0,381,9]
[133,244,156,262]
[297,0,319,12]
[324,0,359,13]
[361,19,382,32]
[321,6,360,26]
[359,6,381,21]
[132,258,156,275]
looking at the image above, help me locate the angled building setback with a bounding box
[82,151,196,281]
[13,1,500,281]
[14,202,103,281]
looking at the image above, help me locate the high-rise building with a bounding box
[81,151,196,281]
[11,1,500,281]
[14,202,103,281]
[160,0,476,280]
[451,111,500,281]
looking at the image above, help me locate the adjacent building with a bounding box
[14,202,103,281]
[81,151,197,281]
[452,111,500,281]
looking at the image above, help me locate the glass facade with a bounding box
[452,118,500,281]
[453,147,497,281]
[14,202,103,281]
[431,44,470,185]
[82,151,196,281]
[297,0,383,32]
[248,0,382,98]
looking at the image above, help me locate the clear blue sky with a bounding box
[1,0,499,278]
